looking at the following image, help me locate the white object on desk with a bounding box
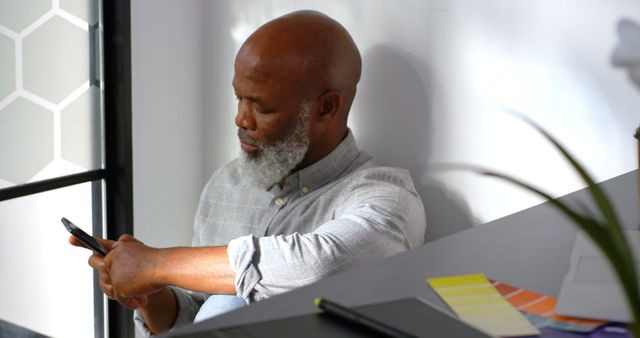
[555,230,640,322]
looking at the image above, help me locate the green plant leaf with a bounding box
[507,112,623,235]
[439,111,640,336]
[507,114,639,315]
[441,162,640,336]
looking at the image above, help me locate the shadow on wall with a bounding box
[353,44,477,243]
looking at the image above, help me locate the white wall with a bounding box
[131,0,205,247]
[202,1,236,176]
[132,1,640,247]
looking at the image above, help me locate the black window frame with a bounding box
[0,0,134,337]
[103,1,134,337]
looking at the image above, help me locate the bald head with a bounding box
[236,10,362,115]
[233,11,362,170]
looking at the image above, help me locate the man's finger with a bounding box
[68,235,89,249]
[69,235,116,253]
[120,298,139,310]
[134,296,149,307]
[102,284,114,300]
[88,254,104,270]
[99,271,111,286]
[120,296,148,310]
[95,237,116,251]
[118,234,135,242]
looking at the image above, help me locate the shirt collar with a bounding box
[276,130,360,195]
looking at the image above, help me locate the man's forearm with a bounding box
[107,242,237,333]
[106,241,237,298]
[139,246,236,334]
[154,246,237,295]
[139,287,178,334]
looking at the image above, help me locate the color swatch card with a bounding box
[428,273,540,337]
[491,279,606,333]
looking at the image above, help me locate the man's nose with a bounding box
[235,101,256,130]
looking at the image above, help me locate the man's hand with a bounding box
[70,231,236,309]
[103,234,164,299]
[68,234,149,309]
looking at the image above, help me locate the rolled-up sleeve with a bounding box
[227,169,426,302]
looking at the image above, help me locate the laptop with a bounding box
[171,297,495,338]
[555,230,640,322]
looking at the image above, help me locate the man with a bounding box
[70,10,426,335]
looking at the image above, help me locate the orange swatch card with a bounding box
[491,280,606,332]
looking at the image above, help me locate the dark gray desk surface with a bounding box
[166,170,639,337]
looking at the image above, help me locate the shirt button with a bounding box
[274,197,284,206]
[302,186,310,194]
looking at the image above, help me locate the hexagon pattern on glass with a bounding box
[61,87,101,169]
[0,2,101,186]
[0,3,99,338]
[0,97,53,183]
[0,0,50,33]
[23,15,89,104]
[0,33,14,101]
[60,0,99,25]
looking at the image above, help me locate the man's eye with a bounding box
[255,106,277,115]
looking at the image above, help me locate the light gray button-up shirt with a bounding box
[135,131,426,333]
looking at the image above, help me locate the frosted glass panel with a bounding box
[0,182,98,338]
[0,0,51,32]
[0,0,103,187]
[0,33,14,100]
[61,0,99,25]
[0,98,53,183]
[23,16,90,103]
[62,87,101,169]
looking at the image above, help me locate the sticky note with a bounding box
[428,273,540,337]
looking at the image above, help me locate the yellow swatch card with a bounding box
[427,273,540,337]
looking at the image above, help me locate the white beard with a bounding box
[236,101,311,189]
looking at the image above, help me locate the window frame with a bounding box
[103,0,134,337]
[0,0,134,337]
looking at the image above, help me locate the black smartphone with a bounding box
[61,217,107,256]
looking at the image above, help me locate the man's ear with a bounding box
[316,91,342,120]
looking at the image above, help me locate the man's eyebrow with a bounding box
[245,95,264,104]
[232,84,265,104]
